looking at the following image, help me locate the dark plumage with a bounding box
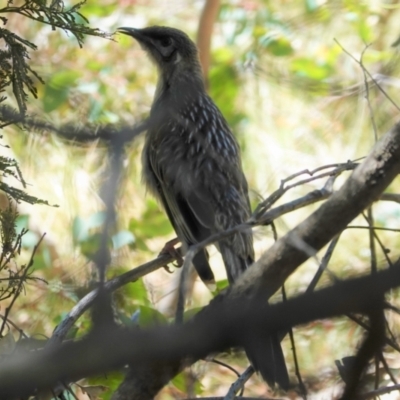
[118,26,289,389]
[118,26,253,285]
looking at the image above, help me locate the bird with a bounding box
[117,25,289,389]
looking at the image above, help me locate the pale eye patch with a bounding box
[174,52,182,64]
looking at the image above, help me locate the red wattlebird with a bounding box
[118,26,289,389]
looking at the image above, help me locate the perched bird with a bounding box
[117,25,289,389]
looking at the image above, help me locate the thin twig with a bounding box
[359,43,378,142]
[363,210,377,274]
[253,161,356,216]
[0,233,45,336]
[210,358,241,380]
[346,226,400,233]
[0,314,29,340]
[282,286,306,399]
[378,352,397,385]
[223,366,254,400]
[357,384,400,399]
[346,314,400,353]
[334,39,400,113]
[307,235,341,293]
[369,229,393,268]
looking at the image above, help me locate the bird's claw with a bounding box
[160,237,183,272]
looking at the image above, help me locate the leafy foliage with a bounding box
[0,0,109,117]
[0,1,111,392]
[0,28,43,115]
[0,134,51,205]
[0,202,43,334]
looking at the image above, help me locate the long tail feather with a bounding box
[246,333,290,390]
[192,249,215,288]
[219,242,289,389]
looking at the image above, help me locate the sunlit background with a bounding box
[2,0,400,398]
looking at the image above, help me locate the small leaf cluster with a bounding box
[0,0,109,118]
[0,202,42,324]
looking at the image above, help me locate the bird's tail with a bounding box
[192,248,216,289]
[246,333,290,390]
[218,242,249,284]
[219,242,289,389]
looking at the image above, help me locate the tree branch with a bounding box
[0,260,399,398]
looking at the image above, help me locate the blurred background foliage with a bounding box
[1,0,400,398]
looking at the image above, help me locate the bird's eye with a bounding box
[160,37,172,47]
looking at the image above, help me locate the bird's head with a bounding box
[117,26,204,88]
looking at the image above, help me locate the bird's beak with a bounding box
[117,27,149,47]
[117,27,154,52]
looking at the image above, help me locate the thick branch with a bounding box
[232,121,400,298]
[0,263,399,399]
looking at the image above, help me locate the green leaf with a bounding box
[72,216,88,243]
[171,371,203,395]
[305,0,318,13]
[260,36,293,56]
[50,70,81,87]
[87,211,107,229]
[42,70,81,112]
[80,233,103,261]
[88,98,103,122]
[119,279,149,306]
[129,199,173,239]
[65,326,79,340]
[73,212,106,244]
[171,372,186,392]
[77,3,115,17]
[357,19,373,42]
[31,246,52,270]
[15,214,29,234]
[290,57,332,80]
[183,307,202,321]
[88,371,124,400]
[209,58,241,126]
[112,230,135,249]
[137,306,168,327]
[21,230,39,248]
[42,84,68,113]
[118,312,136,327]
[215,279,229,292]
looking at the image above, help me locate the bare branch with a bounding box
[233,121,400,299]
[358,384,400,399]
[223,366,253,400]
[0,261,399,399]
[334,39,400,113]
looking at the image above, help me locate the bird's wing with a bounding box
[148,150,214,244]
[144,140,216,284]
[146,97,255,256]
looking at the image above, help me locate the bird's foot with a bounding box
[159,237,183,272]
